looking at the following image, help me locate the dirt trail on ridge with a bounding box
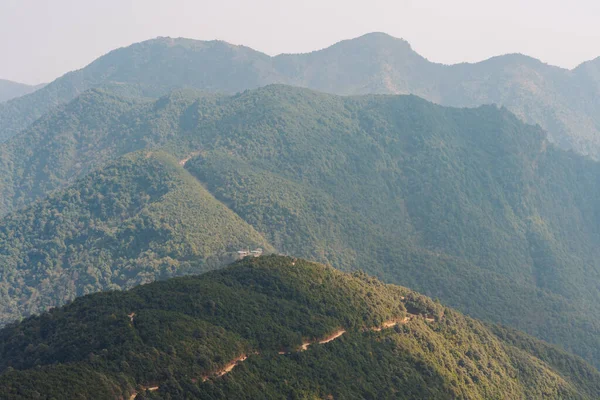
[130,311,436,398]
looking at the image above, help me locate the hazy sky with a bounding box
[2,0,600,84]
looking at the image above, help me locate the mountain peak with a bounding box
[331,32,414,52]
[355,31,409,42]
[574,56,600,75]
[484,52,548,67]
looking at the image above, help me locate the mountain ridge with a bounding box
[1,33,600,157]
[0,256,599,399]
[0,79,44,103]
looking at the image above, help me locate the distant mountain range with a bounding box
[1,256,599,399]
[0,79,44,103]
[1,33,599,157]
[2,85,600,370]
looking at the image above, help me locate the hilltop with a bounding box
[0,256,598,399]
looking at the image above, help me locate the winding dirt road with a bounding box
[129,312,434,398]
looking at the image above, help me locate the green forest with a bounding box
[0,151,270,324]
[2,25,600,400]
[1,85,599,369]
[1,256,599,399]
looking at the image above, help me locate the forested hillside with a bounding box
[2,33,600,157]
[0,151,271,324]
[1,256,598,399]
[0,89,155,214]
[1,85,600,368]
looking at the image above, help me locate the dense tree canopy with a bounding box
[1,85,600,369]
[0,151,270,324]
[1,256,598,399]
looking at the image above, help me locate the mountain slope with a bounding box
[0,79,44,103]
[180,86,600,365]
[1,33,599,157]
[0,150,271,324]
[0,256,598,399]
[1,85,600,368]
[0,88,162,215]
[0,38,277,142]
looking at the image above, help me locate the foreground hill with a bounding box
[0,151,271,324]
[1,33,600,157]
[1,85,600,368]
[0,256,598,399]
[0,79,43,103]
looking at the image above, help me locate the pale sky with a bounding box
[2,0,600,85]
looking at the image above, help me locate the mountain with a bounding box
[1,33,600,158]
[0,88,226,215]
[0,89,153,214]
[1,256,598,399]
[0,79,44,103]
[0,37,277,142]
[1,85,600,369]
[0,150,271,324]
